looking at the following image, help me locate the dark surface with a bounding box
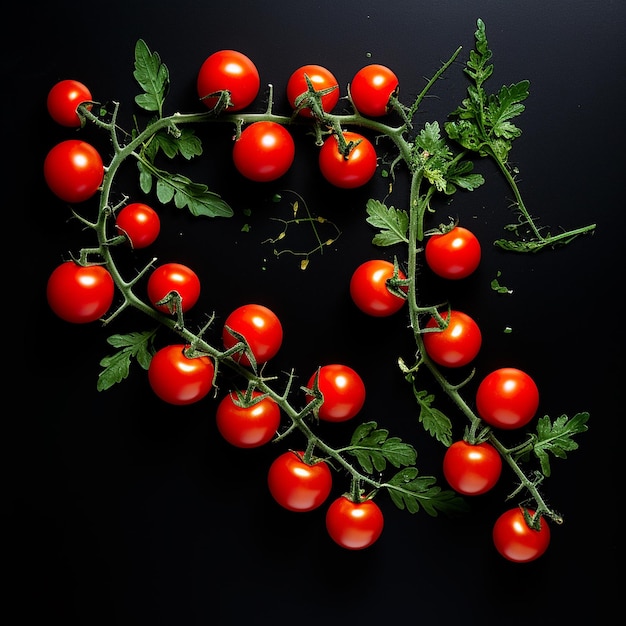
[7,1,623,624]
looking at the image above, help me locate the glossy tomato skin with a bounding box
[267,450,332,512]
[492,508,551,563]
[286,64,339,118]
[325,496,384,550]
[47,261,115,324]
[222,304,283,366]
[476,368,540,429]
[47,79,92,127]
[422,310,482,368]
[350,64,399,117]
[443,440,502,495]
[318,131,377,189]
[148,344,214,405]
[44,139,104,203]
[197,50,260,111]
[216,390,281,448]
[115,202,161,249]
[350,259,407,317]
[425,226,482,280]
[306,364,366,422]
[232,121,295,182]
[147,262,201,314]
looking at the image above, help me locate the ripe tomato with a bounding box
[115,202,161,249]
[476,367,539,429]
[422,310,482,368]
[222,304,283,366]
[349,259,407,317]
[47,261,115,324]
[443,440,502,495]
[350,64,399,117]
[232,121,295,182]
[148,344,214,405]
[147,262,201,314]
[216,390,281,448]
[46,79,92,127]
[305,364,366,422]
[318,131,377,189]
[492,508,551,563]
[286,64,339,118]
[197,49,260,111]
[425,226,482,280]
[325,496,384,550]
[43,139,104,203]
[267,450,332,512]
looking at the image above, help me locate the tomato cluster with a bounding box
[42,43,559,560]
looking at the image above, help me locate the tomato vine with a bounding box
[45,18,592,558]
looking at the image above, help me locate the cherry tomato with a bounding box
[476,367,539,429]
[325,496,384,550]
[350,64,399,117]
[197,49,260,111]
[232,121,295,182]
[422,310,482,368]
[222,304,283,366]
[267,450,332,512]
[148,344,214,406]
[46,261,115,324]
[492,508,551,563]
[286,64,339,118]
[443,440,502,495]
[115,202,161,249]
[216,390,281,448]
[43,139,104,203]
[349,259,407,317]
[147,262,201,314]
[46,79,92,127]
[425,226,482,280]
[305,364,366,422]
[318,131,377,189]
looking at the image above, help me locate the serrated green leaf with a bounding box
[365,198,409,246]
[133,39,169,114]
[154,127,203,160]
[412,389,453,446]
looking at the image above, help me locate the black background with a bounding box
[7,1,624,624]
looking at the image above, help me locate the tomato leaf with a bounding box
[133,39,170,115]
[347,421,417,473]
[365,199,409,246]
[386,468,469,515]
[529,412,590,477]
[412,388,453,446]
[97,329,158,391]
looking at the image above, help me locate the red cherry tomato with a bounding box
[325,496,384,550]
[197,49,260,111]
[232,121,295,182]
[222,304,283,366]
[443,440,502,495]
[267,450,332,512]
[46,79,92,127]
[305,364,366,422]
[148,344,214,405]
[115,202,161,249]
[286,64,339,118]
[318,131,377,189]
[492,508,551,563]
[476,367,540,429]
[46,261,115,324]
[425,226,482,279]
[43,139,104,203]
[350,64,399,117]
[147,262,201,314]
[349,259,407,317]
[422,310,482,367]
[216,390,281,448]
